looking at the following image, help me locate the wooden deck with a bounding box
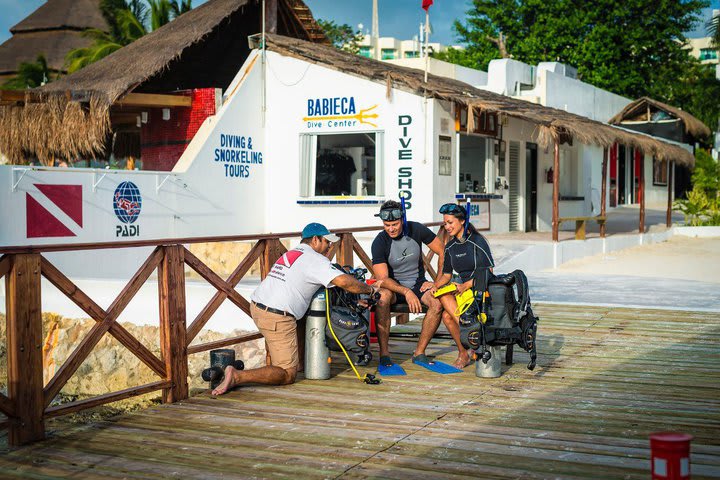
[1,303,719,479]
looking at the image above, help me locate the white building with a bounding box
[686,10,720,67]
[387,54,703,217]
[1,34,695,257]
[358,34,460,61]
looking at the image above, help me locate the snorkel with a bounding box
[400,195,409,237]
[463,198,471,239]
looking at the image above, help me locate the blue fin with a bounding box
[413,359,462,374]
[378,363,406,376]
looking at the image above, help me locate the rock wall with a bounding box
[187,240,292,279]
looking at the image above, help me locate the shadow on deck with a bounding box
[1,303,719,479]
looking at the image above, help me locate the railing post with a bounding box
[6,253,45,445]
[552,142,560,242]
[336,233,354,267]
[260,238,287,279]
[158,245,188,403]
[600,147,608,238]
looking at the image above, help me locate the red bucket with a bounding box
[650,432,692,479]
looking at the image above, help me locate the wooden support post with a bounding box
[158,246,188,404]
[667,161,674,227]
[260,239,286,279]
[6,254,45,445]
[639,152,645,234]
[552,142,560,242]
[600,148,608,238]
[336,233,354,267]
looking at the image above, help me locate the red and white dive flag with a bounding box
[26,184,83,238]
[422,0,433,11]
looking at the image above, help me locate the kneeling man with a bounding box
[212,223,376,395]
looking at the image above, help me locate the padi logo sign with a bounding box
[113,181,141,237]
[303,96,378,129]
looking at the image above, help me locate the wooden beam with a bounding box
[422,255,438,281]
[0,89,26,103]
[352,237,374,274]
[324,240,339,261]
[44,380,171,418]
[0,391,15,417]
[435,227,447,276]
[600,148,608,238]
[667,161,674,227]
[188,332,264,355]
[0,224,442,255]
[43,247,164,408]
[260,239,287,279]
[280,0,313,40]
[186,240,265,343]
[1,90,191,108]
[336,234,354,267]
[183,248,251,314]
[6,254,45,445]
[115,93,192,108]
[158,246,188,404]
[40,257,166,378]
[0,254,10,279]
[552,143,560,242]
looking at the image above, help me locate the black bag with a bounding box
[459,269,538,370]
[324,265,372,366]
[325,306,371,366]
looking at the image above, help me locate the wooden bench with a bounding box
[558,215,606,240]
[390,303,427,325]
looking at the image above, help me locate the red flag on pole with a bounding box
[422,0,433,11]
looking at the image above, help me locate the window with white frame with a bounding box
[457,133,494,193]
[559,147,582,197]
[300,132,384,197]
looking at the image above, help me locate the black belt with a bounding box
[253,302,293,318]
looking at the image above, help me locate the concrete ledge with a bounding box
[497,229,679,272]
[673,226,720,238]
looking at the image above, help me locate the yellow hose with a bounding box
[325,288,373,383]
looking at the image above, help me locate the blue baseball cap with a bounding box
[301,222,339,242]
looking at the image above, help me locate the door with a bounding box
[525,143,538,231]
[618,146,627,205]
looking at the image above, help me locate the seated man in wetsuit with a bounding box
[370,200,448,367]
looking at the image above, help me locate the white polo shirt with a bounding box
[250,243,344,319]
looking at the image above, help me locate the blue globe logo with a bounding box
[113,181,142,224]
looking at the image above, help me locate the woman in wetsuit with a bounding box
[434,203,494,368]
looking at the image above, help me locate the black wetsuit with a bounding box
[442,231,494,283]
[372,221,436,301]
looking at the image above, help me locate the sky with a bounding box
[1,0,719,45]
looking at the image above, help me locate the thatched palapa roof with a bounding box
[263,35,695,167]
[0,1,693,168]
[0,0,327,164]
[0,0,107,76]
[608,96,711,140]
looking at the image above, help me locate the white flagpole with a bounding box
[424,10,429,83]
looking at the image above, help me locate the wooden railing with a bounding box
[0,223,444,446]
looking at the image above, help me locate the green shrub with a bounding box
[674,150,720,226]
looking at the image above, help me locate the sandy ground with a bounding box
[552,236,720,283]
